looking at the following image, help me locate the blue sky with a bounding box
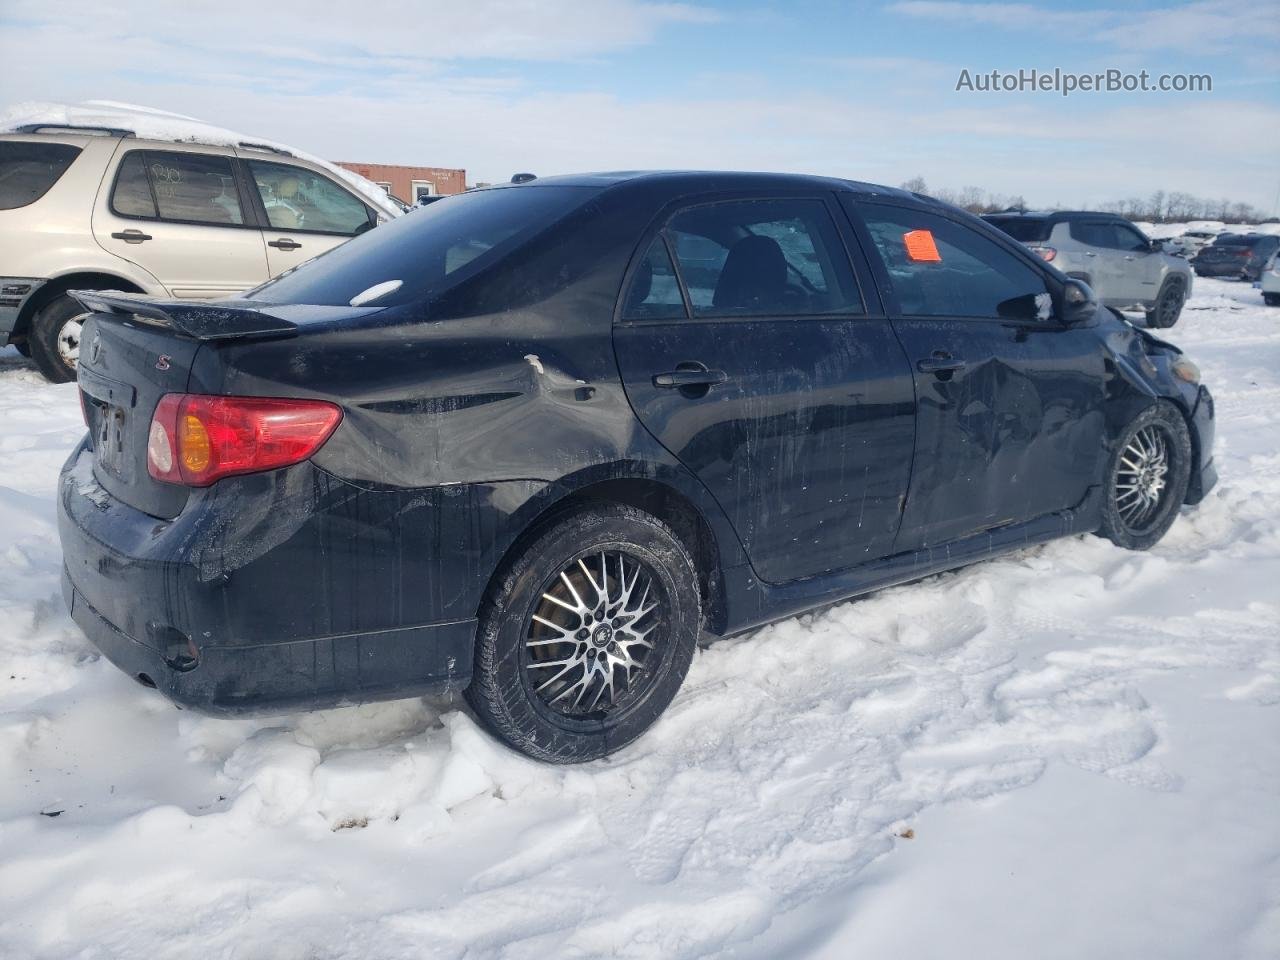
[2,0,1277,211]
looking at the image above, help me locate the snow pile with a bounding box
[0,100,403,220]
[0,279,1278,958]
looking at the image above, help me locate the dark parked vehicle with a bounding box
[58,172,1217,762]
[1193,233,1280,281]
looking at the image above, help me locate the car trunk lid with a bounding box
[70,292,300,520]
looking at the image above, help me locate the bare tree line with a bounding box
[899,177,1274,224]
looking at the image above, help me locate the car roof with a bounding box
[984,210,1132,223]
[514,169,920,200]
[4,124,297,158]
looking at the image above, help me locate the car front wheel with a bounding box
[466,502,701,763]
[1098,402,1192,551]
[1146,277,1186,328]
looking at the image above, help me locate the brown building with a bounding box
[335,161,467,203]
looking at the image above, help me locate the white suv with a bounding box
[1,125,393,381]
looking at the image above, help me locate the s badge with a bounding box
[155,355,171,371]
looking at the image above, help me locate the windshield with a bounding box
[249,184,600,307]
[984,216,1051,243]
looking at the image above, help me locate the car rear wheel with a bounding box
[1098,402,1192,551]
[1145,278,1186,328]
[30,292,91,383]
[466,502,701,763]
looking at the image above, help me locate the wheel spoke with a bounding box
[524,548,665,718]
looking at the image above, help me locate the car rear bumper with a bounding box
[57,440,479,714]
[1193,262,1250,278]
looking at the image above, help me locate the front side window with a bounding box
[0,142,82,210]
[1113,223,1149,251]
[622,237,686,320]
[248,161,370,235]
[112,150,244,226]
[664,199,862,317]
[856,203,1050,320]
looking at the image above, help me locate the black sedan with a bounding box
[58,172,1217,762]
[1193,233,1280,280]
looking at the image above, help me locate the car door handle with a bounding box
[917,354,966,374]
[110,229,152,243]
[1123,255,1136,261]
[653,369,728,389]
[268,238,302,251]
[1084,251,1097,257]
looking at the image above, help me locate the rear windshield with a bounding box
[0,142,82,210]
[1212,234,1262,247]
[249,184,600,308]
[984,216,1051,243]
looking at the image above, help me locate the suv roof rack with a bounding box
[237,141,293,157]
[13,123,135,138]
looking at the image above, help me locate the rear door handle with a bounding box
[917,354,966,374]
[110,229,152,243]
[653,369,728,388]
[268,238,302,251]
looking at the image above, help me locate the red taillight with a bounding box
[147,394,342,487]
[1236,249,1251,257]
[1029,245,1057,262]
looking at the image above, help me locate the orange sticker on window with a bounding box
[903,229,942,263]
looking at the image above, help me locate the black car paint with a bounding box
[58,171,1217,714]
[1193,235,1280,280]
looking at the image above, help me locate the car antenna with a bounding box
[511,172,537,184]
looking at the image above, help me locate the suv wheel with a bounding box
[1145,277,1186,328]
[1097,402,1192,551]
[466,502,701,763]
[30,292,91,383]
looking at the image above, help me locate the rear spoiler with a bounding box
[68,290,297,341]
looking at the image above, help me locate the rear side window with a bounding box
[250,184,598,307]
[622,237,686,320]
[246,160,371,235]
[0,142,81,210]
[856,203,1050,320]
[111,150,245,226]
[1069,220,1116,247]
[985,217,1051,243]
[664,199,862,317]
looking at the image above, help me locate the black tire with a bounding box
[1264,293,1280,307]
[1145,277,1186,328]
[1098,402,1192,551]
[466,502,701,763]
[13,341,31,358]
[29,293,90,383]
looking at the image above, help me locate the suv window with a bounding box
[112,150,245,226]
[0,142,81,210]
[984,216,1051,243]
[664,199,862,317]
[622,237,686,320]
[857,203,1050,320]
[1112,222,1149,251]
[1069,220,1115,247]
[247,160,371,235]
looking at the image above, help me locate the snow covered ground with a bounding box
[0,278,1277,960]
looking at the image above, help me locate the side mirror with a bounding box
[1059,277,1096,325]
[1148,238,1165,253]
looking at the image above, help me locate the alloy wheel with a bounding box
[524,550,665,717]
[1115,424,1172,533]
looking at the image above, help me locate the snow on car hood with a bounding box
[0,99,403,221]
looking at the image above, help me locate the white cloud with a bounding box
[1,0,1276,212]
